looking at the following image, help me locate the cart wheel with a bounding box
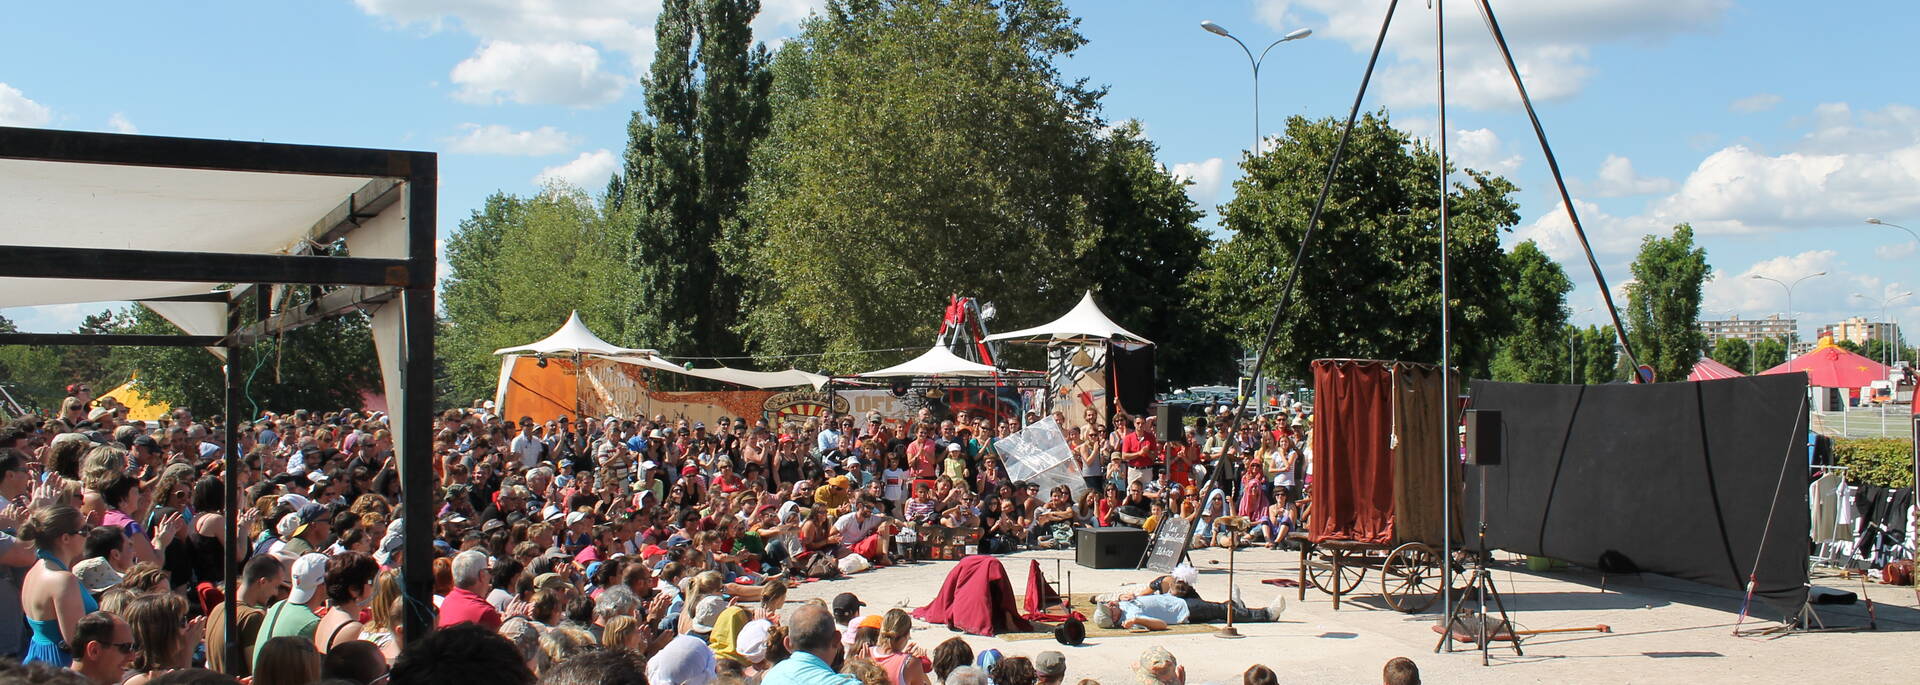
[1307,550,1367,596]
[1381,542,1441,613]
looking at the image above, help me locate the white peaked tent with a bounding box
[493,311,657,358]
[983,291,1152,345]
[859,346,1016,377]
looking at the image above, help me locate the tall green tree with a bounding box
[738,0,1103,369]
[1081,121,1235,388]
[1490,240,1572,383]
[1578,324,1621,384]
[0,314,67,413]
[115,301,378,418]
[1195,110,1519,380]
[1624,224,1710,383]
[618,0,772,358]
[1753,336,1788,371]
[1708,337,1754,375]
[438,190,631,406]
[54,310,134,395]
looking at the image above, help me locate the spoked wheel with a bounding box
[1381,542,1442,613]
[1306,550,1368,596]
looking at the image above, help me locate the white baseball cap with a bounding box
[288,553,329,604]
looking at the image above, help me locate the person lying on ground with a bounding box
[1090,579,1284,632]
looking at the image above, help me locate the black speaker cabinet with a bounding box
[1155,404,1183,443]
[1076,526,1149,569]
[1464,409,1501,466]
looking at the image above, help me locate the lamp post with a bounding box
[1750,271,1827,347]
[1200,20,1312,153]
[1866,218,1920,245]
[1851,290,1914,369]
[1568,306,1593,383]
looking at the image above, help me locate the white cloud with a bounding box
[356,0,820,106]
[1256,0,1728,110]
[1583,154,1673,197]
[445,123,578,155]
[534,149,617,189]
[106,112,137,134]
[1730,93,1781,113]
[0,82,51,126]
[1513,198,1668,262]
[1449,128,1521,175]
[1170,157,1227,207]
[452,41,626,107]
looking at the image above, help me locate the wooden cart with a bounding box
[1292,359,1463,613]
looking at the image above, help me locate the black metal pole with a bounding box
[399,154,438,640]
[221,296,242,674]
[1436,0,1455,635]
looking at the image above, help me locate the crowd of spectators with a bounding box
[0,383,1354,685]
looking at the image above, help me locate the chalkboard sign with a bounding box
[1140,515,1194,572]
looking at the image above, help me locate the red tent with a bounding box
[1688,356,1745,381]
[1759,340,1890,388]
[912,556,1033,636]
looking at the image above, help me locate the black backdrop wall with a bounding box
[1467,374,1810,616]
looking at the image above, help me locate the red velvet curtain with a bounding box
[1308,360,1396,545]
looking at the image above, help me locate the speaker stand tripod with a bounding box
[1434,553,1520,665]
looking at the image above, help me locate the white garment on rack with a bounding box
[1810,472,1843,543]
[1836,484,1860,527]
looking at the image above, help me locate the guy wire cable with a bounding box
[1469,0,1642,375]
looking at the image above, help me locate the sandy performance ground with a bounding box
[779,546,1917,684]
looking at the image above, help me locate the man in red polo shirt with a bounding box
[437,549,502,630]
[1121,416,1158,486]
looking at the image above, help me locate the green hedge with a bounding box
[1832,437,1915,488]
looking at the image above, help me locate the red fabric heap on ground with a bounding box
[912,555,1033,636]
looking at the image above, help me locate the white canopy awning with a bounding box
[0,157,382,309]
[859,346,1023,378]
[492,311,656,357]
[982,291,1152,345]
[594,354,828,389]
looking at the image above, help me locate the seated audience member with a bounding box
[542,648,649,685]
[1131,647,1184,685]
[252,636,321,685]
[761,604,858,685]
[1382,656,1420,685]
[1242,665,1278,685]
[1033,651,1067,685]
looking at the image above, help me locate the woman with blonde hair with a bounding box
[601,614,642,650]
[20,504,94,666]
[869,608,930,685]
[362,569,405,659]
[123,592,204,685]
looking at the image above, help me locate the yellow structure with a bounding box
[96,377,167,422]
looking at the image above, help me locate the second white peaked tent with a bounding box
[858,346,1009,377]
[982,291,1152,345]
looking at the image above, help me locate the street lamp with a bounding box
[1866,218,1920,244]
[1199,21,1312,153]
[1750,271,1827,346]
[1851,290,1914,369]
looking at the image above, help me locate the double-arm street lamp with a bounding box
[1750,271,1827,346]
[1200,20,1312,153]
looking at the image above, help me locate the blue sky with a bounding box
[4,0,1918,348]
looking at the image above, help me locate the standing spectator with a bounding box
[22,504,95,667]
[438,549,503,630]
[314,551,380,652]
[254,553,328,670]
[123,592,203,685]
[69,612,136,685]
[1120,417,1158,486]
[205,554,285,676]
[252,636,321,685]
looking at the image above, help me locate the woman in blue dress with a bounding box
[21,503,96,667]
